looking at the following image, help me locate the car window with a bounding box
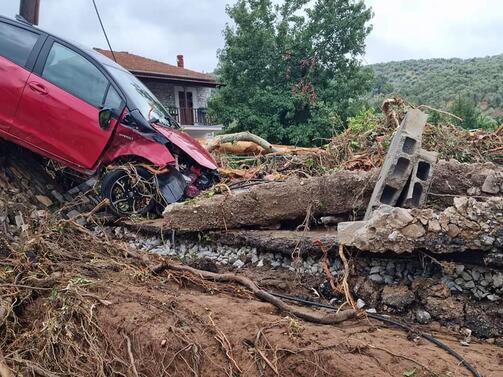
[104,85,123,112]
[42,42,109,107]
[0,22,39,66]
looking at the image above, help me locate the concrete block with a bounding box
[337,221,366,244]
[402,149,438,208]
[365,109,428,219]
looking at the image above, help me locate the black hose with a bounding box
[271,292,482,377]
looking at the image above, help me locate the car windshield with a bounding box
[106,65,176,128]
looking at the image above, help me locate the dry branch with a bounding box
[154,263,356,325]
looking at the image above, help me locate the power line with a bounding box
[91,0,117,62]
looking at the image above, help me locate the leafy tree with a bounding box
[449,96,497,130]
[209,0,373,146]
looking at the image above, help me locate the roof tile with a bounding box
[94,48,216,83]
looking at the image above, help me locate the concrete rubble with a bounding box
[338,196,503,254]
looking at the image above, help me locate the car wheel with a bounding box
[101,167,156,216]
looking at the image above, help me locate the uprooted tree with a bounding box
[209,0,374,146]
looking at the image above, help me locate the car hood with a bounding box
[152,124,218,170]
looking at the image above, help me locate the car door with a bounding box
[0,20,43,132]
[13,39,123,170]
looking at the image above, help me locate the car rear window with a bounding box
[0,22,39,66]
[42,42,109,108]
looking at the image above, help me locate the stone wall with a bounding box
[140,78,176,108]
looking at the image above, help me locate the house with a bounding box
[95,48,222,138]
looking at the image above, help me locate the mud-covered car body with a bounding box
[0,16,217,212]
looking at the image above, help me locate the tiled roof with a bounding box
[94,48,216,83]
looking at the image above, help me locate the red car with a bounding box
[0,16,218,215]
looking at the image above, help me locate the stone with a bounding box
[455,264,465,275]
[461,271,472,281]
[447,224,461,238]
[370,266,382,274]
[415,309,431,324]
[232,260,245,269]
[401,223,426,238]
[369,274,384,284]
[481,172,502,194]
[427,219,441,232]
[381,285,415,311]
[492,273,503,288]
[388,208,414,228]
[470,270,481,281]
[465,281,476,289]
[356,298,366,309]
[487,294,501,302]
[467,187,481,196]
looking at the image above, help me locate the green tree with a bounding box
[209,0,373,146]
[449,96,497,130]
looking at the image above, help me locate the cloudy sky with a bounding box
[0,0,501,72]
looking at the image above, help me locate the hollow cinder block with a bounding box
[402,149,438,208]
[364,109,428,219]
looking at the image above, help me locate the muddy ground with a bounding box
[1,138,503,377]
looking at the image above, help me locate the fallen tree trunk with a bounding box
[207,131,279,154]
[163,160,500,232]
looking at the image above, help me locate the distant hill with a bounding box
[370,55,503,118]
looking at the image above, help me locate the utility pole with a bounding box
[19,0,40,25]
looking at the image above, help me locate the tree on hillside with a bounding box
[209,0,373,146]
[449,96,497,130]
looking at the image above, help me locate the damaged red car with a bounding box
[0,16,218,215]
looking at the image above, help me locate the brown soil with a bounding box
[10,258,502,377]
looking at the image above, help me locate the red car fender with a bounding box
[152,124,218,170]
[101,125,175,167]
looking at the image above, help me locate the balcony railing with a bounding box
[168,107,216,126]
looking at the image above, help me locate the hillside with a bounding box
[370,55,503,118]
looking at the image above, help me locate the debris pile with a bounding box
[339,197,503,254]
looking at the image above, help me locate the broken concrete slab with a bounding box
[365,109,428,219]
[338,197,503,254]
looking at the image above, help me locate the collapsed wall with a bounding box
[163,160,501,232]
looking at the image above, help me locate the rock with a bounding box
[481,172,502,194]
[455,264,465,275]
[467,187,481,196]
[415,309,431,324]
[388,208,414,228]
[356,298,366,309]
[370,266,382,274]
[369,274,384,284]
[233,260,245,269]
[470,269,480,281]
[427,219,441,232]
[401,223,426,239]
[461,271,472,281]
[447,224,461,238]
[465,281,476,289]
[35,195,53,207]
[487,294,501,302]
[381,285,415,311]
[492,273,503,288]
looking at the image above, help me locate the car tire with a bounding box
[101,167,156,217]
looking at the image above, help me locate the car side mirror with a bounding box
[99,108,113,130]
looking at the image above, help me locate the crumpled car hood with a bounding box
[152,124,218,170]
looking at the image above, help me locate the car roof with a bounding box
[0,15,128,73]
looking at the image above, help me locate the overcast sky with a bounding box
[0,0,501,72]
